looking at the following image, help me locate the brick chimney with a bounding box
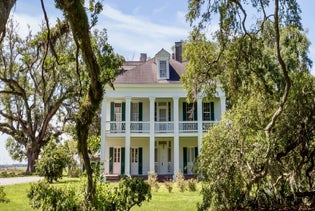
[174,41,182,62]
[140,53,147,62]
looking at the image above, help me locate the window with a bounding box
[168,143,172,162]
[114,103,122,121]
[131,103,139,121]
[159,60,167,77]
[131,148,138,163]
[114,148,121,162]
[158,60,169,79]
[187,147,195,163]
[154,148,158,162]
[203,102,211,121]
[185,103,195,121]
[203,102,214,121]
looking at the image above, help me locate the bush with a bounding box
[27,181,79,211]
[68,166,82,178]
[176,171,186,192]
[0,186,9,203]
[95,175,152,211]
[148,171,160,192]
[35,141,69,183]
[164,180,173,193]
[187,178,197,192]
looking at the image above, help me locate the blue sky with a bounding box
[0,0,314,164]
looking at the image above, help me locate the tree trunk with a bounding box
[56,0,104,206]
[26,146,40,173]
[0,0,16,43]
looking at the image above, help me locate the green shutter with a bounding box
[183,147,187,174]
[109,147,113,174]
[122,102,126,121]
[139,102,143,121]
[154,102,157,121]
[110,102,115,121]
[183,102,187,121]
[194,102,197,121]
[110,102,114,131]
[210,102,215,121]
[138,147,143,175]
[168,102,171,121]
[121,147,125,175]
[195,147,198,159]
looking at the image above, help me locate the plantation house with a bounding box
[100,42,226,179]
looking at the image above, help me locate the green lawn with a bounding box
[0,179,202,211]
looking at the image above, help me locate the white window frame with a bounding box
[158,59,169,79]
[203,102,211,121]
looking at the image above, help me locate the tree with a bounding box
[184,0,314,210]
[0,20,78,173]
[35,140,70,183]
[0,0,123,206]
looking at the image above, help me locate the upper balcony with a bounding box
[105,120,219,134]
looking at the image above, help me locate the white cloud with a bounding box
[100,4,189,59]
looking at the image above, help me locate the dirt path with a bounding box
[0,176,42,186]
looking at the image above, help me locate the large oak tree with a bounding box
[0,0,123,205]
[184,0,314,210]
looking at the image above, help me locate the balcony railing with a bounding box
[154,122,174,133]
[130,121,150,133]
[106,121,218,133]
[179,121,198,133]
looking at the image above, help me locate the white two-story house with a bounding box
[100,42,226,179]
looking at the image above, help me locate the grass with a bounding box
[131,184,202,211]
[0,178,202,211]
[0,183,35,211]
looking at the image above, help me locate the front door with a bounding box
[113,147,121,174]
[130,148,138,175]
[156,141,172,174]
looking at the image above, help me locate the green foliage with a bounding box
[35,141,70,183]
[94,175,151,211]
[164,180,173,193]
[63,139,82,178]
[196,72,315,210]
[175,171,186,192]
[87,135,100,155]
[5,137,26,162]
[185,1,314,210]
[0,186,9,203]
[28,181,79,211]
[148,171,160,192]
[187,179,197,192]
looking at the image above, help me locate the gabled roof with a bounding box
[115,53,186,85]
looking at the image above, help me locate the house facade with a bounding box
[100,42,226,179]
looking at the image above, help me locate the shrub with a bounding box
[27,181,79,211]
[95,175,152,211]
[148,171,160,192]
[176,171,186,192]
[0,186,9,203]
[68,166,82,178]
[187,178,197,192]
[164,180,173,193]
[35,141,69,183]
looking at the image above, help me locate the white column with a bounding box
[100,98,107,179]
[125,97,131,175]
[173,97,179,176]
[197,97,203,152]
[220,96,226,118]
[149,97,155,173]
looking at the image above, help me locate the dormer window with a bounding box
[159,60,169,79]
[155,48,171,80]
